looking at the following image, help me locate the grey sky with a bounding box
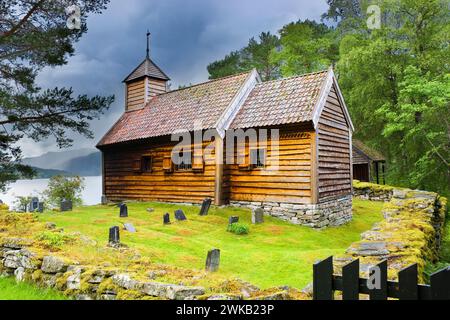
[22,0,328,157]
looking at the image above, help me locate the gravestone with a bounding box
[123,223,136,233]
[199,198,212,216]
[37,202,44,213]
[205,249,220,272]
[119,203,128,218]
[28,197,39,212]
[252,208,264,224]
[60,199,73,212]
[228,216,239,225]
[109,226,120,245]
[101,195,108,205]
[163,213,170,224]
[175,209,187,221]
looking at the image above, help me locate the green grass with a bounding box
[38,198,383,289]
[0,277,66,300]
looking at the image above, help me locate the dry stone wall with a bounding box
[335,187,447,282]
[352,180,394,202]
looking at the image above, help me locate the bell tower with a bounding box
[123,31,170,111]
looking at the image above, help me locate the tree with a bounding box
[321,0,371,35]
[271,20,338,77]
[43,175,85,207]
[241,32,281,81]
[207,51,244,80]
[0,0,113,192]
[207,32,280,81]
[336,0,449,195]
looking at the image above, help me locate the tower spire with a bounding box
[146,30,150,58]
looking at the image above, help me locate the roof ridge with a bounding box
[256,69,329,86]
[164,70,253,95]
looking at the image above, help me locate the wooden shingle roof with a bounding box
[230,70,328,129]
[353,139,385,162]
[124,57,170,82]
[98,68,352,147]
[98,71,253,146]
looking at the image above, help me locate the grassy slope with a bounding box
[0,277,66,300]
[38,198,383,289]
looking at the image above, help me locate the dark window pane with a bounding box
[142,156,152,172]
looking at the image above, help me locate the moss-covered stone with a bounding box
[337,186,447,283]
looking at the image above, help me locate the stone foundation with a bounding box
[230,195,352,228]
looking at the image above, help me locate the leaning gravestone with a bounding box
[252,208,264,224]
[37,202,44,213]
[119,203,128,218]
[109,226,120,245]
[205,249,220,272]
[228,216,239,225]
[123,223,136,233]
[199,198,212,216]
[28,197,39,212]
[163,213,171,225]
[60,199,73,212]
[175,209,187,221]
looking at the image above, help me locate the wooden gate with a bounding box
[313,256,450,300]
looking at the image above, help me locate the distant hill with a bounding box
[61,152,101,176]
[31,167,73,179]
[22,148,101,178]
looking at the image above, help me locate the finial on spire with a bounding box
[146,30,151,58]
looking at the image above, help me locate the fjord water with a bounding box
[0,176,102,207]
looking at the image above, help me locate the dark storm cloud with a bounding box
[26,0,327,157]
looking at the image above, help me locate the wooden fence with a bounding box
[313,256,450,300]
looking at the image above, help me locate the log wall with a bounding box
[225,125,315,204]
[102,137,216,203]
[317,84,352,202]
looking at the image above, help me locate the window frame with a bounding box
[141,155,153,173]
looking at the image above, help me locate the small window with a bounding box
[250,148,266,169]
[174,151,192,171]
[142,156,152,172]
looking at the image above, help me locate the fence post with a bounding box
[313,256,334,300]
[368,260,387,300]
[342,259,360,300]
[398,264,418,300]
[430,266,450,300]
